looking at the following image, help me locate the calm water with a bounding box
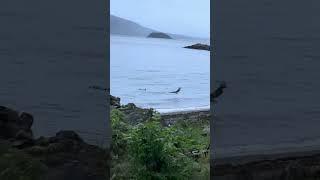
[111,35,210,113]
[0,2,108,146]
[212,0,320,158]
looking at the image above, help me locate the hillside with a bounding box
[110,15,203,40]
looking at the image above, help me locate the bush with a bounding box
[0,146,48,180]
[111,109,209,180]
[128,120,196,179]
[111,109,131,156]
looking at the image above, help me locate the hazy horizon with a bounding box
[111,0,210,39]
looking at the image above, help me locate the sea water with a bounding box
[111,35,210,113]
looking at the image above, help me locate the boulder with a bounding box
[110,95,121,108]
[184,43,211,51]
[0,106,33,140]
[0,106,109,180]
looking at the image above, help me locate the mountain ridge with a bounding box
[110,14,207,41]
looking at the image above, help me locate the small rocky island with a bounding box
[147,32,172,39]
[184,43,211,51]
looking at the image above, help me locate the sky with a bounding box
[111,0,210,38]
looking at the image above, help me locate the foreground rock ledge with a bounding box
[0,106,109,180]
[212,151,320,180]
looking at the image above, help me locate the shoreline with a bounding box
[160,108,210,115]
[213,149,320,179]
[157,106,210,115]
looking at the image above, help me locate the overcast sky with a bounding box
[111,0,210,38]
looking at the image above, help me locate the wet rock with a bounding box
[184,43,211,51]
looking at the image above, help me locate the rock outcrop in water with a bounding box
[147,32,173,39]
[184,43,211,51]
[0,106,109,180]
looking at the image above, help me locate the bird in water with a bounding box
[170,87,181,94]
[211,81,227,103]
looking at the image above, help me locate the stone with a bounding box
[184,43,211,51]
[0,106,108,180]
[55,130,83,142]
[0,106,33,139]
[110,95,121,108]
[19,112,34,129]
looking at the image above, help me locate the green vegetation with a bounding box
[111,109,210,180]
[0,144,47,180]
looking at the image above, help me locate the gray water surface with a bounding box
[111,35,210,113]
[0,0,108,146]
[212,0,320,158]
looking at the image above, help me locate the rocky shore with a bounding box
[110,95,210,126]
[0,106,109,180]
[0,96,209,179]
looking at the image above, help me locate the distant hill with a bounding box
[110,15,205,41]
[110,15,153,37]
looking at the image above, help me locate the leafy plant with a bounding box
[110,109,210,180]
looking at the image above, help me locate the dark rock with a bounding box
[0,106,33,139]
[19,112,34,129]
[147,32,172,39]
[119,103,154,125]
[55,130,84,142]
[161,110,210,126]
[184,43,211,51]
[0,106,109,180]
[110,95,121,108]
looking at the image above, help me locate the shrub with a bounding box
[110,109,209,179]
[111,109,131,156]
[0,146,48,180]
